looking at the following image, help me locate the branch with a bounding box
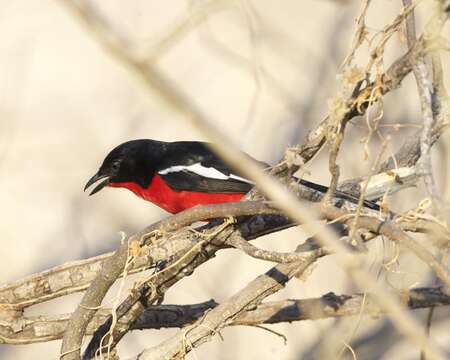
[321,205,450,288]
[379,122,448,172]
[402,0,447,212]
[225,234,320,263]
[233,287,450,325]
[1,287,448,345]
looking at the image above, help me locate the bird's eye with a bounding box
[111,161,120,171]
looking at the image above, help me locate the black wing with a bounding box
[159,171,253,193]
[157,141,255,193]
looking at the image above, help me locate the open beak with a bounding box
[84,173,110,196]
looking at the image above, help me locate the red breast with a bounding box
[109,175,246,214]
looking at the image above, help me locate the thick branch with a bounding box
[1,287,448,345]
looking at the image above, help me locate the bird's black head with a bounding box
[84,139,164,195]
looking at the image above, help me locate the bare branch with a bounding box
[225,234,319,263]
[321,205,450,287]
[402,0,445,212]
[1,287,448,345]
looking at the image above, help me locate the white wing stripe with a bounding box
[229,174,253,183]
[158,163,253,184]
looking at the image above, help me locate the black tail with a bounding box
[298,179,380,211]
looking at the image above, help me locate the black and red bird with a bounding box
[84,139,379,213]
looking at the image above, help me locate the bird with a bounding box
[84,139,379,213]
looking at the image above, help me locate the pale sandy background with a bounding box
[0,0,449,359]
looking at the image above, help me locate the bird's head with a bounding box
[84,139,161,195]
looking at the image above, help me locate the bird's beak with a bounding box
[84,173,110,196]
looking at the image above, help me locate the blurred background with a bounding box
[0,0,449,359]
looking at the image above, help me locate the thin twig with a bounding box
[226,235,320,263]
